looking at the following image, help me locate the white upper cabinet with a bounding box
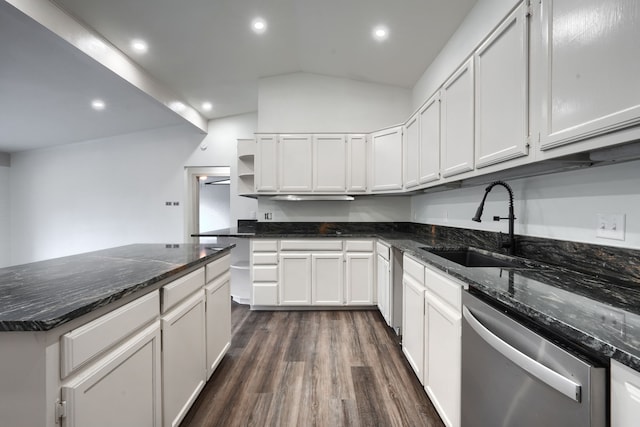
[475,2,530,168]
[347,134,368,192]
[313,134,347,192]
[370,126,403,191]
[419,92,441,185]
[279,134,312,192]
[404,113,420,189]
[255,134,278,192]
[538,0,640,150]
[441,58,475,178]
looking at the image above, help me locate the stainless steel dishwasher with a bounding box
[461,291,606,427]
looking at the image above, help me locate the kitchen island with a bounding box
[0,243,234,427]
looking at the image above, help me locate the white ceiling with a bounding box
[0,0,477,153]
[52,0,477,120]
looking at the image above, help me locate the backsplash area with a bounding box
[252,221,640,288]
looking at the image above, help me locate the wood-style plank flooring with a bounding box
[180,303,444,427]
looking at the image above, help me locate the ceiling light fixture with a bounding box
[201,102,213,112]
[91,99,106,110]
[130,39,148,53]
[372,25,389,42]
[251,17,267,34]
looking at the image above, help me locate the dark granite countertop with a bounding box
[195,223,640,371]
[0,243,233,332]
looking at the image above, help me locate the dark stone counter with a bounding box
[0,244,233,331]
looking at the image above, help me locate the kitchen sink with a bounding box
[420,247,530,269]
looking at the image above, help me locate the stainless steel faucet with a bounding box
[471,180,516,255]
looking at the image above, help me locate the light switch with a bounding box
[596,213,625,241]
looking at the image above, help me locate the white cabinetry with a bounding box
[255,134,278,192]
[279,134,312,192]
[313,134,347,192]
[376,241,392,325]
[404,113,420,189]
[347,134,368,192]
[611,359,640,427]
[161,269,207,427]
[279,253,313,305]
[205,257,231,379]
[419,92,441,185]
[370,126,403,191]
[345,240,375,305]
[424,268,462,427]
[237,139,255,195]
[402,255,426,383]
[538,0,640,152]
[251,240,279,306]
[441,58,475,178]
[475,2,529,168]
[311,252,344,305]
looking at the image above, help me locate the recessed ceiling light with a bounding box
[201,102,213,112]
[130,39,148,53]
[251,17,267,34]
[91,99,106,110]
[372,25,389,42]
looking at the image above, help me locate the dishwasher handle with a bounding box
[463,306,582,402]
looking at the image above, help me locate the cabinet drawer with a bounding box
[280,240,343,251]
[376,241,390,260]
[162,268,205,313]
[425,267,462,310]
[252,252,278,265]
[253,265,278,282]
[252,240,278,252]
[206,255,230,283]
[252,283,278,306]
[404,255,425,284]
[61,290,160,378]
[345,240,374,252]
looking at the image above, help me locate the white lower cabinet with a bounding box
[611,359,640,427]
[61,321,162,427]
[376,241,392,325]
[345,252,374,305]
[402,255,426,383]
[311,253,344,305]
[205,272,231,379]
[161,291,207,427]
[279,253,313,305]
[424,268,462,427]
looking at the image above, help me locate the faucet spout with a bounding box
[471,181,516,255]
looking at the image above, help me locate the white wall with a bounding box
[199,182,230,232]
[412,160,640,249]
[188,113,258,224]
[412,0,519,109]
[0,166,10,267]
[259,196,411,223]
[258,72,411,133]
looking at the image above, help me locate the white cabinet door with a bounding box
[539,0,640,150]
[425,292,461,427]
[345,252,374,305]
[205,273,231,379]
[475,2,529,168]
[611,359,640,427]
[313,134,347,192]
[404,113,420,189]
[370,126,403,191]
[419,92,441,184]
[311,253,344,305]
[279,134,312,192]
[402,275,425,384]
[255,134,278,192]
[279,253,312,305]
[441,58,475,178]
[347,134,367,192]
[61,322,162,427]
[377,254,390,325]
[162,292,206,427]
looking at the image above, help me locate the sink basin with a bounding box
[420,247,529,269]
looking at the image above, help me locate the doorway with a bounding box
[184,166,231,243]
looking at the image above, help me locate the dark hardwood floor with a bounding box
[180,302,445,427]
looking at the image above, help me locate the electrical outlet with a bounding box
[596,213,625,241]
[264,212,273,220]
[598,307,626,338]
